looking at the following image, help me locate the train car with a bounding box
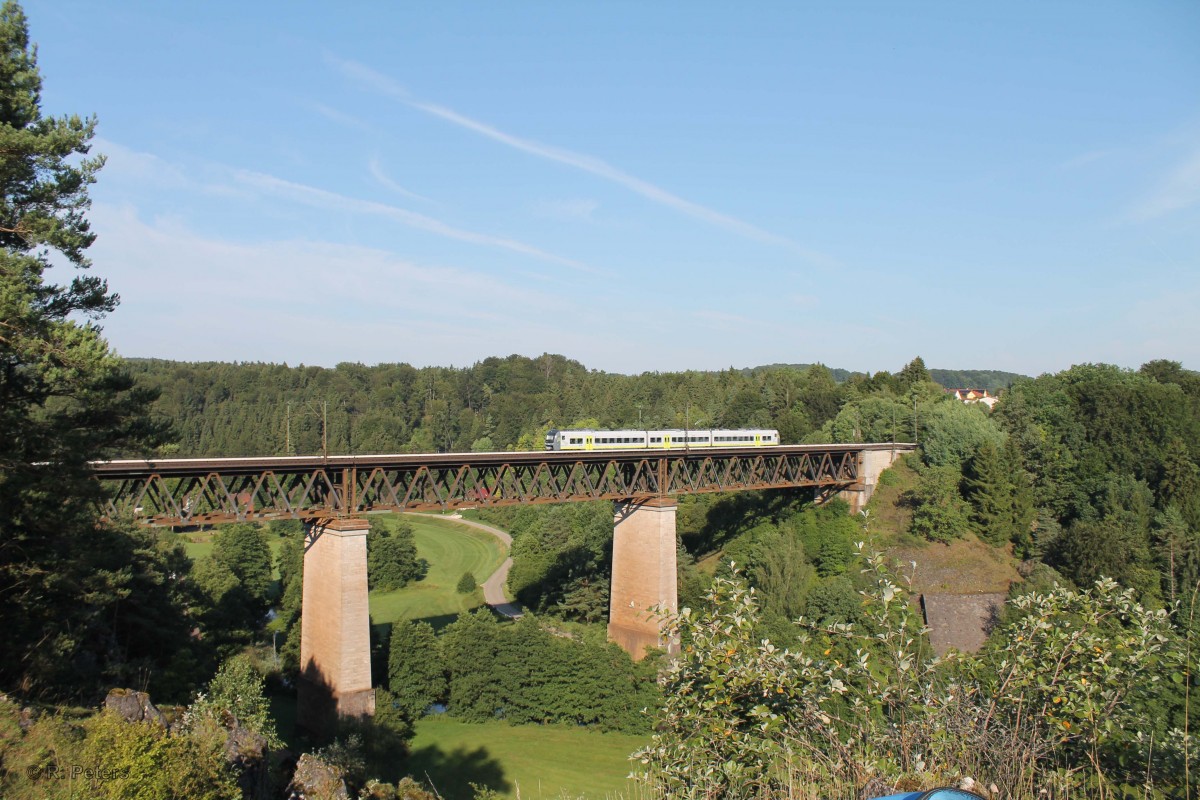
[544,428,779,451]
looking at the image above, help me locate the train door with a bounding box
[754,433,762,446]
[663,434,671,449]
[585,435,594,451]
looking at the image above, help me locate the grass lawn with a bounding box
[369,514,507,629]
[405,716,649,800]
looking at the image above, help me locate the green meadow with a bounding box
[405,716,649,800]
[368,513,507,628]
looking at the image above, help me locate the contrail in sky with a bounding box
[331,56,833,268]
[236,169,600,275]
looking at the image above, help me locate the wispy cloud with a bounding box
[1059,148,1118,170]
[1130,145,1200,220]
[89,203,581,367]
[94,138,192,189]
[98,139,591,275]
[309,102,376,133]
[368,158,438,205]
[328,55,834,267]
[233,169,600,274]
[531,197,600,222]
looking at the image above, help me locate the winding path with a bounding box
[412,513,523,618]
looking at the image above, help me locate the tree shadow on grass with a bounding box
[411,612,464,632]
[403,743,510,800]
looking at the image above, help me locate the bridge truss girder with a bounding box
[98,448,865,526]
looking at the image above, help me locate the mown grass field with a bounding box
[369,513,507,628]
[405,716,649,800]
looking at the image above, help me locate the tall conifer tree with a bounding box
[0,1,174,698]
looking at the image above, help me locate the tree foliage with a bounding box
[918,399,1004,469]
[964,439,1035,550]
[907,464,972,542]
[367,520,426,592]
[386,620,446,721]
[0,693,240,800]
[0,0,182,701]
[122,357,884,458]
[455,571,477,594]
[438,610,656,732]
[480,501,614,621]
[636,557,1189,799]
[212,523,273,612]
[186,655,281,747]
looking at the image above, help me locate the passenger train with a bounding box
[544,428,779,451]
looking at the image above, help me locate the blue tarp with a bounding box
[871,790,985,800]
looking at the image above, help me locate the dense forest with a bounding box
[121,354,1023,458]
[748,362,1026,392]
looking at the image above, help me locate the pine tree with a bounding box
[964,439,1036,551]
[0,0,172,699]
[897,356,932,391]
[965,441,1016,546]
[1006,437,1037,555]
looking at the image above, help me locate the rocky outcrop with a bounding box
[104,688,167,727]
[225,723,271,799]
[287,752,350,800]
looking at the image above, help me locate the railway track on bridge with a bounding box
[93,443,911,527]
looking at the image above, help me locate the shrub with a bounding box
[636,550,1192,799]
[187,655,281,747]
[456,571,477,594]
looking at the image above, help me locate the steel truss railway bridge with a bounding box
[94,443,913,734]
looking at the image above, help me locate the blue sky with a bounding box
[24,1,1200,375]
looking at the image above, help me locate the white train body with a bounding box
[544,428,779,451]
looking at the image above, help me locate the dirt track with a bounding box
[439,515,523,618]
